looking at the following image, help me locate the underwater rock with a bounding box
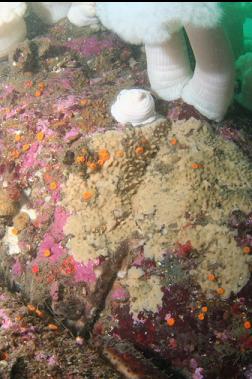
[0,189,19,219]
[9,39,38,73]
[13,212,30,233]
[0,17,252,379]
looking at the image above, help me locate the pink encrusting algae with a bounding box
[65,35,119,57]
[11,259,24,277]
[38,234,66,263]
[38,207,69,263]
[74,259,98,284]
[49,207,69,240]
[0,309,13,329]
[20,142,41,171]
[64,127,81,142]
[111,286,129,301]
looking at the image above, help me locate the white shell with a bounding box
[111,89,156,126]
[67,2,98,27]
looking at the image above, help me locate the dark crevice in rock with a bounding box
[100,339,186,379]
[83,241,130,339]
[10,357,28,379]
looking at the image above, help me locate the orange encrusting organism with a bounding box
[208,273,216,281]
[35,309,45,318]
[22,144,31,152]
[167,318,176,327]
[198,313,205,321]
[48,323,59,331]
[216,287,225,296]
[135,146,145,155]
[35,90,42,97]
[75,155,86,164]
[98,149,110,166]
[87,162,97,171]
[43,249,52,257]
[27,304,36,313]
[191,163,204,169]
[115,150,124,158]
[37,131,45,141]
[49,181,58,191]
[244,321,251,329]
[243,246,251,254]
[83,191,93,201]
[79,98,90,106]
[11,227,19,236]
[11,150,20,159]
[170,137,177,145]
[14,134,22,142]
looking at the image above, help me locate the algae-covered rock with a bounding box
[0,189,19,218]
[0,17,252,379]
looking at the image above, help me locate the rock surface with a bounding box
[0,11,251,379]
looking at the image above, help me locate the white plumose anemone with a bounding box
[0,2,27,60]
[97,2,235,121]
[67,2,98,27]
[30,2,71,25]
[111,89,157,126]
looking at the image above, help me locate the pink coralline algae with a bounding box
[111,286,129,302]
[48,355,58,367]
[39,234,65,263]
[49,207,69,241]
[35,352,48,362]
[55,95,80,113]
[219,127,241,142]
[50,185,62,203]
[50,281,59,301]
[64,127,81,142]
[38,207,69,262]
[0,309,13,329]
[65,35,118,58]
[36,118,55,137]
[193,368,205,379]
[74,259,98,284]
[0,84,17,100]
[4,104,27,120]
[20,142,41,171]
[35,352,58,367]
[132,252,145,267]
[12,259,24,277]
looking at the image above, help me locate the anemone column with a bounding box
[145,30,192,101]
[182,26,235,121]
